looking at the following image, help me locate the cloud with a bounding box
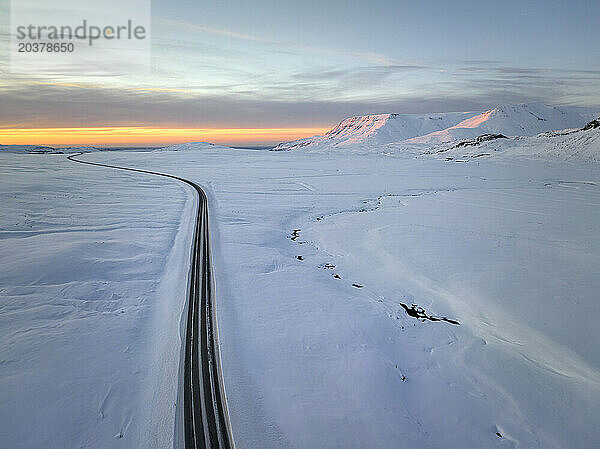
[1,60,599,131]
[460,59,503,65]
[293,64,428,81]
[159,19,272,44]
[0,81,556,130]
[448,63,600,106]
[459,63,600,79]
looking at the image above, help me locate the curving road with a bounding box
[68,153,235,449]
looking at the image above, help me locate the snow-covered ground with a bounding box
[0,153,195,448]
[74,145,600,448]
[2,114,600,448]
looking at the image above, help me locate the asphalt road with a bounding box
[68,153,235,449]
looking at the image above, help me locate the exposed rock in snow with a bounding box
[429,119,600,162]
[452,133,508,148]
[583,117,600,130]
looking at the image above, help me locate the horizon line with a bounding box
[0,126,331,147]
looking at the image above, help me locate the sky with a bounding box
[1,0,599,146]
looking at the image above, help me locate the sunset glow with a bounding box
[0,127,330,147]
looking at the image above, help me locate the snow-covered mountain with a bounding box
[160,142,227,151]
[428,116,600,162]
[273,103,597,151]
[406,103,593,145]
[272,111,479,150]
[0,144,100,154]
[0,144,62,154]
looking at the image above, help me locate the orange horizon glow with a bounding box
[0,126,330,147]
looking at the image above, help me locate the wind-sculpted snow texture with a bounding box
[71,143,600,449]
[0,153,195,449]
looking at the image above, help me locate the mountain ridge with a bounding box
[273,103,599,151]
[425,115,600,162]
